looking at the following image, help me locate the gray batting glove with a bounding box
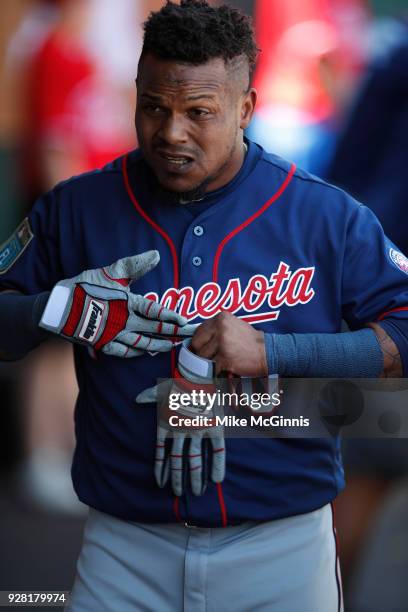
[136,341,226,496]
[39,250,195,356]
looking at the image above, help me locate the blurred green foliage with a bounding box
[370,0,408,16]
[0,149,23,243]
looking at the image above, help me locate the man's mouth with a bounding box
[155,150,195,171]
[162,155,190,166]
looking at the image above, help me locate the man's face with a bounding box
[135,54,255,196]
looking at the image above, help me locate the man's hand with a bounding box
[137,375,225,497]
[191,311,268,376]
[367,322,403,378]
[136,340,225,496]
[39,250,194,356]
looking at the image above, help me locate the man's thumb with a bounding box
[135,385,159,403]
[104,250,160,283]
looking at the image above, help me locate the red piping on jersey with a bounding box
[122,155,179,288]
[377,306,408,321]
[216,483,228,527]
[173,497,181,522]
[122,154,179,374]
[122,155,296,529]
[212,163,296,281]
[122,154,182,521]
[211,163,296,528]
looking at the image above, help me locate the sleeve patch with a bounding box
[0,218,34,275]
[389,248,408,275]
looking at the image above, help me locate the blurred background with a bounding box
[0,1,407,610]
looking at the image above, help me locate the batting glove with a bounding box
[136,340,226,496]
[39,250,195,356]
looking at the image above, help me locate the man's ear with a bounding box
[240,88,257,130]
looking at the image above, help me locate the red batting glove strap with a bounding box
[61,284,128,348]
[62,285,87,337]
[174,366,216,393]
[94,300,128,349]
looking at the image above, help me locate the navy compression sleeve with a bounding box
[0,292,50,361]
[265,328,384,378]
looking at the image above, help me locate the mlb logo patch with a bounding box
[389,248,408,275]
[0,218,33,274]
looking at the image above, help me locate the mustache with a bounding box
[154,144,198,159]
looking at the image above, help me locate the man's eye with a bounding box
[189,108,210,118]
[144,105,165,115]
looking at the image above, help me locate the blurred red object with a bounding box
[21,1,136,195]
[253,0,370,121]
[29,31,132,164]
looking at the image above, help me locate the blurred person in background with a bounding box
[3,0,149,513]
[327,9,408,612]
[248,0,369,176]
[0,2,33,483]
[249,2,408,609]
[16,0,138,200]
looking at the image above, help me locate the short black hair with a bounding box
[141,0,258,78]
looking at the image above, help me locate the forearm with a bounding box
[264,328,385,378]
[0,291,51,361]
[367,322,404,378]
[188,311,404,379]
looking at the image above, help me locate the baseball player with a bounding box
[1,1,408,610]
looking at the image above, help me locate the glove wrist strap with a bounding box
[178,340,215,381]
[39,284,71,331]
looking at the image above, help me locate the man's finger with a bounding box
[126,320,199,338]
[175,322,200,336]
[136,379,173,403]
[116,330,173,353]
[102,341,144,358]
[194,337,218,360]
[135,385,158,403]
[189,436,206,496]
[190,322,215,353]
[127,250,160,280]
[104,250,160,283]
[210,435,226,484]
[155,426,170,488]
[130,295,187,326]
[170,436,186,496]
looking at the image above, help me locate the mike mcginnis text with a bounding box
[167,415,310,428]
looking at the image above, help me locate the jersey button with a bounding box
[192,256,202,267]
[193,225,204,237]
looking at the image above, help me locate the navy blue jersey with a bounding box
[2,140,408,526]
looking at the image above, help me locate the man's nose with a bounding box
[158,113,188,144]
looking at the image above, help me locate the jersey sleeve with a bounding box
[0,189,64,295]
[341,203,408,328]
